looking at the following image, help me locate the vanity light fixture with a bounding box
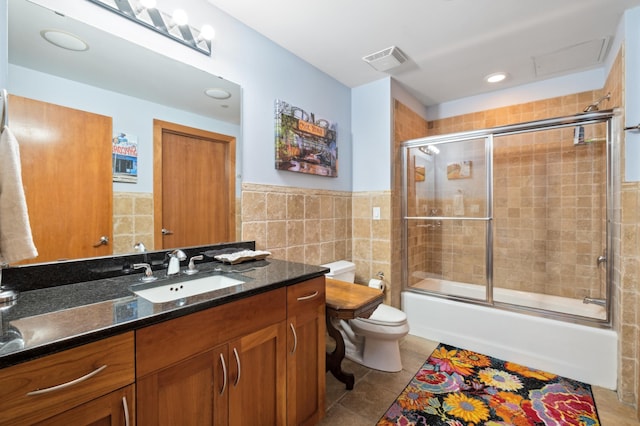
[87,0,214,56]
[41,29,89,51]
[486,72,508,83]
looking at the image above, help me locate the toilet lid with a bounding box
[360,304,407,326]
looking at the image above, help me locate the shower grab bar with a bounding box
[406,216,491,221]
[0,88,7,128]
[624,123,640,131]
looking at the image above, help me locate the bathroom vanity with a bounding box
[0,243,327,425]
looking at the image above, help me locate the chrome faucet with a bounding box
[166,249,187,276]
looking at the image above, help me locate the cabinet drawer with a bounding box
[287,277,325,316]
[136,288,287,376]
[0,332,134,425]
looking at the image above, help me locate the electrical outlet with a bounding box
[372,206,381,220]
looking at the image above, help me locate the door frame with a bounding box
[153,119,236,250]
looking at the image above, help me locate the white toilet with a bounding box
[322,260,410,372]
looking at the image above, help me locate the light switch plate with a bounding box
[373,207,381,220]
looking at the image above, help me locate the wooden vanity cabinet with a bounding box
[286,277,326,426]
[0,332,135,426]
[136,288,288,426]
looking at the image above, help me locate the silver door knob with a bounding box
[93,236,109,247]
[161,228,174,235]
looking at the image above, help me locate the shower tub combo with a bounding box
[401,110,618,389]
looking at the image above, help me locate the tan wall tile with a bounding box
[266,192,287,220]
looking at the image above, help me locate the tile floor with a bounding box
[319,335,639,425]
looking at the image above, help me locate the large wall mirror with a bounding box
[7,0,242,264]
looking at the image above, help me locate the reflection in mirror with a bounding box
[7,0,242,264]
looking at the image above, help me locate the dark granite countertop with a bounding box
[0,246,328,369]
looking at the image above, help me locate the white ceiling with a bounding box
[207,0,640,107]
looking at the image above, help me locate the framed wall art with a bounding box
[274,99,338,177]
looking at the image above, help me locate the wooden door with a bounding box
[229,322,287,426]
[33,385,134,426]
[153,120,235,249]
[137,345,229,426]
[9,95,113,263]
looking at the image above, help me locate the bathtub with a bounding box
[402,282,618,389]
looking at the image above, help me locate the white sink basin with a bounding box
[133,275,244,303]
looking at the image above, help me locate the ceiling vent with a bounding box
[533,38,610,77]
[363,46,408,72]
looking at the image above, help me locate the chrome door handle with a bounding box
[219,353,227,395]
[161,228,174,235]
[93,236,109,247]
[232,347,241,387]
[290,323,298,354]
[26,365,107,395]
[122,395,130,426]
[297,291,319,301]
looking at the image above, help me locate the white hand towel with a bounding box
[453,192,465,216]
[0,125,38,264]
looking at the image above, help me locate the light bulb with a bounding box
[200,24,215,41]
[172,9,188,26]
[486,72,508,83]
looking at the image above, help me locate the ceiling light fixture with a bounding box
[87,0,213,56]
[486,72,508,83]
[40,29,89,51]
[205,88,231,100]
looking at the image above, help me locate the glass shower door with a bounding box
[491,123,608,319]
[404,136,491,302]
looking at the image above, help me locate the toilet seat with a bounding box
[358,304,407,326]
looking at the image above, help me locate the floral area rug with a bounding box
[378,343,600,426]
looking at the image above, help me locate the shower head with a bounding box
[583,92,611,112]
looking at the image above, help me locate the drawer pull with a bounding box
[122,395,130,426]
[26,364,108,396]
[290,323,298,354]
[219,353,228,395]
[297,291,319,301]
[232,347,241,387]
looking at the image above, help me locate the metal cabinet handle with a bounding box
[122,395,130,426]
[290,323,298,354]
[219,353,227,395]
[93,236,109,247]
[232,347,241,387]
[161,228,174,235]
[26,364,107,396]
[297,291,319,301]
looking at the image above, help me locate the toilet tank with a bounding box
[321,260,356,283]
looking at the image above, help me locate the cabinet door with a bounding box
[287,278,326,426]
[137,346,229,426]
[34,385,134,426]
[228,321,287,426]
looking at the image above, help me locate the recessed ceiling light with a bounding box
[486,72,508,83]
[40,29,89,51]
[205,88,231,100]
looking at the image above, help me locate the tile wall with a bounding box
[240,183,352,266]
[112,192,154,254]
[392,102,430,306]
